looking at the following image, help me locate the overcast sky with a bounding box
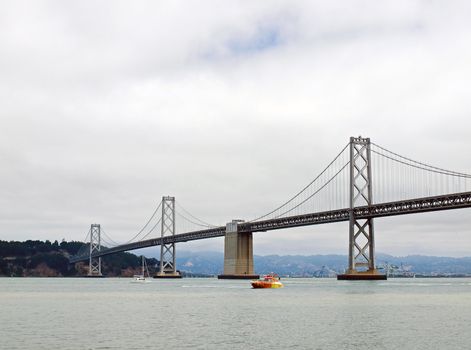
[1,1,471,257]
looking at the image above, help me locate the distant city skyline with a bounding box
[1,1,471,257]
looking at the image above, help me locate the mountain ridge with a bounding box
[171,250,471,277]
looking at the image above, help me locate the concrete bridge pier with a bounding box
[218,220,259,280]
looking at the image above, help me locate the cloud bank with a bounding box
[1,1,471,256]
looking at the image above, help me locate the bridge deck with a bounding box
[69,191,471,263]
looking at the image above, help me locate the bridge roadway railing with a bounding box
[69,191,471,263]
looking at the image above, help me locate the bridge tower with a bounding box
[218,220,259,279]
[338,136,386,280]
[155,196,182,278]
[88,224,102,276]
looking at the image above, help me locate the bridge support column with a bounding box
[88,224,102,277]
[155,196,181,278]
[338,137,386,280]
[218,220,259,280]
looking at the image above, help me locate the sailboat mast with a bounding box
[142,256,145,276]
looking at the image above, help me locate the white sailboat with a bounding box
[131,256,151,283]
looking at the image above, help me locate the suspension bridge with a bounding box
[69,136,471,280]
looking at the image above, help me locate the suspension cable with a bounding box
[371,142,471,177]
[123,200,163,244]
[83,227,91,244]
[175,201,216,227]
[101,228,121,246]
[250,142,350,221]
[371,149,471,178]
[138,217,162,241]
[176,211,215,228]
[100,237,115,248]
[274,161,350,218]
[74,228,92,257]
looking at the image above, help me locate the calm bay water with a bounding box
[1,277,470,350]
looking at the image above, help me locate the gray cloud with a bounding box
[1,1,471,257]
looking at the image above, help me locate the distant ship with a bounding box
[251,273,284,289]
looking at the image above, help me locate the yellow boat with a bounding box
[251,274,284,289]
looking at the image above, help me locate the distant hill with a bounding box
[173,251,350,276]
[2,240,471,277]
[174,251,471,277]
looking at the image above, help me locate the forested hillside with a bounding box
[0,240,158,277]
